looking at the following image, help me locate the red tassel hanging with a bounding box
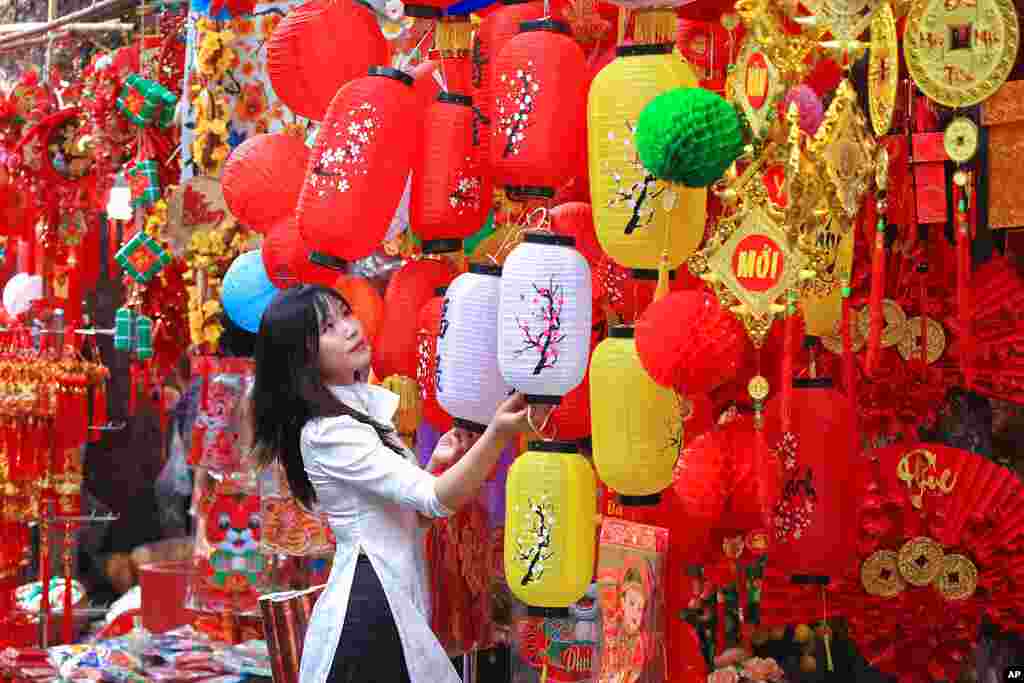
[189,425,207,466]
[841,283,857,454]
[781,290,797,433]
[955,173,973,388]
[128,364,138,416]
[865,197,886,376]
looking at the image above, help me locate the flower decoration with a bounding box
[195,19,238,82]
[191,86,232,176]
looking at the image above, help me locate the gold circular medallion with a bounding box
[748,375,770,401]
[822,309,867,355]
[861,550,906,597]
[857,299,908,348]
[944,117,980,163]
[934,553,978,601]
[869,2,899,136]
[904,0,1020,108]
[898,537,945,586]
[897,317,946,364]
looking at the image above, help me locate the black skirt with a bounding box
[326,554,412,683]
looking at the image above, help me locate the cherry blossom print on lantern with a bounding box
[298,68,423,269]
[498,233,591,404]
[491,20,587,198]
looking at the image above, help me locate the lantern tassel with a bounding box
[541,660,548,683]
[436,16,472,53]
[956,180,973,388]
[653,249,670,303]
[821,586,834,672]
[633,8,677,45]
[865,204,886,377]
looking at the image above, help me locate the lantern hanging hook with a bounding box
[526,403,557,441]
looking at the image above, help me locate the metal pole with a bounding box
[44,0,58,83]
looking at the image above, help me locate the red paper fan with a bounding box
[266,0,389,121]
[222,133,307,232]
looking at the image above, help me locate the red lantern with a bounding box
[550,202,602,266]
[261,214,343,289]
[373,259,456,380]
[298,68,423,269]
[411,93,486,254]
[267,0,389,121]
[473,0,545,174]
[416,292,454,432]
[763,383,856,580]
[635,290,749,396]
[335,274,385,344]
[412,58,474,109]
[490,20,587,197]
[222,133,307,232]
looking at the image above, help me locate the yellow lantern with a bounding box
[589,325,682,503]
[504,441,598,612]
[588,9,707,278]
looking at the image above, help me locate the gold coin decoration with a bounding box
[857,299,908,348]
[944,117,980,164]
[904,0,1020,108]
[897,317,946,364]
[934,554,978,601]
[869,2,898,136]
[861,550,906,597]
[898,536,945,586]
[748,375,770,401]
[821,309,866,354]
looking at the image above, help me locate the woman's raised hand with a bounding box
[490,392,551,440]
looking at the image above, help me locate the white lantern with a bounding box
[106,172,133,221]
[498,233,592,404]
[436,265,512,432]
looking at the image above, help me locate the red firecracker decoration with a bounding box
[412,93,486,254]
[222,133,308,232]
[267,0,389,121]
[416,292,454,432]
[373,259,456,381]
[473,0,545,174]
[635,290,749,396]
[491,20,587,198]
[261,214,341,289]
[298,68,423,269]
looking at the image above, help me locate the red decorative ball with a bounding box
[222,133,307,232]
[267,0,389,121]
[635,290,748,395]
[373,259,455,381]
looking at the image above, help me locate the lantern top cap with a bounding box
[468,263,502,276]
[616,43,675,58]
[438,92,473,107]
[500,0,535,5]
[527,440,579,454]
[608,325,635,339]
[523,232,575,247]
[367,66,414,87]
[519,19,571,35]
[434,287,448,296]
[403,3,443,18]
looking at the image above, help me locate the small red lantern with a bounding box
[490,20,587,198]
[416,291,454,432]
[261,214,344,289]
[335,274,384,344]
[267,0,389,121]
[411,93,486,254]
[473,0,545,174]
[412,58,474,109]
[373,259,456,381]
[298,67,423,270]
[550,202,603,266]
[222,133,307,232]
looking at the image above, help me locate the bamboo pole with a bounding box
[0,22,133,33]
[0,0,139,48]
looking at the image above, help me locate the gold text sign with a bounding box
[897,448,958,510]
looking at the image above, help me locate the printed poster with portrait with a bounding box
[595,519,668,683]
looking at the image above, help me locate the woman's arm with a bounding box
[432,393,536,512]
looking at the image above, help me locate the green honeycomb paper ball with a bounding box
[635,87,744,188]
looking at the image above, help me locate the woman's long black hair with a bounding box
[251,285,404,508]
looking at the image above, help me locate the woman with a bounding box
[252,285,536,683]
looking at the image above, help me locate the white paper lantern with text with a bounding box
[436,265,512,432]
[498,233,592,404]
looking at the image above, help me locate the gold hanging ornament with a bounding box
[861,550,906,597]
[868,2,898,136]
[897,536,945,586]
[904,0,1019,108]
[934,554,978,601]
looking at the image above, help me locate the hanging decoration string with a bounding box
[488,206,552,265]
